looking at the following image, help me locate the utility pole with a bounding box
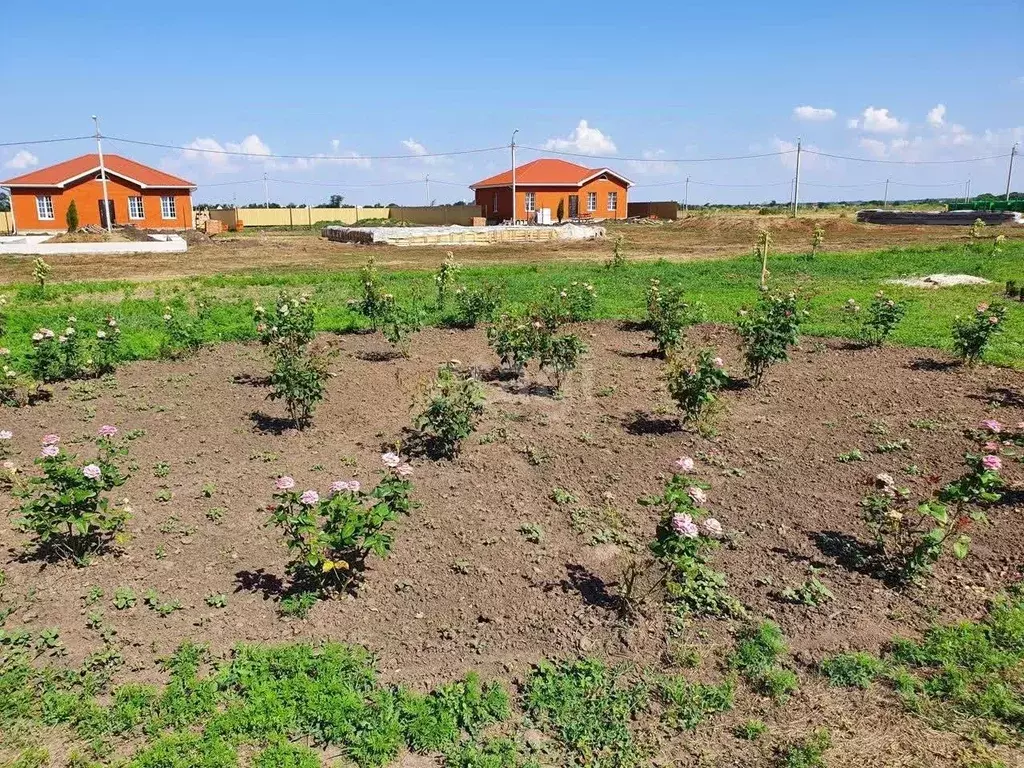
[684,176,690,215]
[965,178,971,204]
[883,178,889,209]
[263,173,269,209]
[791,137,802,217]
[1007,143,1018,202]
[425,175,430,206]
[92,116,112,233]
[510,129,518,225]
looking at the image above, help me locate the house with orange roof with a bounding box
[470,158,632,223]
[1,154,196,233]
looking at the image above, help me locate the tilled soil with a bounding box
[1,322,1021,766]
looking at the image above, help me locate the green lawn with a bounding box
[4,240,1023,366]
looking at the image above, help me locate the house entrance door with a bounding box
[568,195,579,219]
[98,200,115,227]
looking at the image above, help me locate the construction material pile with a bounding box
[322,223,606,247]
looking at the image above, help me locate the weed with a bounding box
[153,462,170,478]
[204,594,227,609]
[518,523,543,544]
[113,587,137,610]
[278,591,318,619]
[205,507,225,523]
[776,728,831,768]
[550,488,577,505]
[728,621,799,701]
[819,652,882,689]
[780,576,834,607]
[836,449,864,463]
[201,482,216,498]
[734,719,768,740]
[875,438,911,453]
[657,675,734,730]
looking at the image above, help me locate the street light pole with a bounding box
[510,129,518,225]
[92,115,112,233]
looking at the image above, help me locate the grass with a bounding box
[727,621,799,702]
[3,240,1024,367]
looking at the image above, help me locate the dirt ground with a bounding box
[1,321,1021,766]
[1,214,1019,284]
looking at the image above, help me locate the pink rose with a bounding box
[275,475,295,490]
[381,452,401,468]
[982,455,1002,471]
[687,486,707,506]
[40,445,59,458]
[329,480,350,493]
[981,419,1002,433]
[712,357,724,368]
[976,303,989,313]
[82,464,101,480]
[98,425,118,437]
[671,513,699,538]
[984,441,1000,452]
[300,489,320,506]
[42,434,60,445]
[675,456,695,472]
[703,518,723,537]
[397,463,413,478]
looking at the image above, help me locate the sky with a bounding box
[2,0,1023,206]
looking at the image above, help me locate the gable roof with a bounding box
[1,154,196,190]
[470,158,633,189]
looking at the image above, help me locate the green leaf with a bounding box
[952,535,970,560]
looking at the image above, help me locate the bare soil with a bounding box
[1,322,1022,766]
[2,214,1020,284]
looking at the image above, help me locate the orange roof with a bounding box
[2,154,195,189]
[470,158,633,189]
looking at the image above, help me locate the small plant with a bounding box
[607,235,627,268]
[381,303,424,358]
[451,283,502,328]
[268,453,415,599]
[113,586,137,609]
[487,315,536,377]
[819,652,881,689]
[160,305,203,360]
[734,719,768,740]
[268,345,330,429]
[777,728,830,768]
[728,620,799,701]
[657,675,734,731]
[646,280,706,356]
[860,291,908,347]
[12,426,131,565]
[32,258,52,294]
[94,316,122,375]
[969,217,987,240]
[836,449,865,463]
[810,224,824,257]
[952,303,1006,365]
[780,575,834,607]
[143,589,181,617]
[65,199,79,232]
[538,331,587,389]
[861,449,1002,586]
[737,291,804,386]
[434,251,460,309]
[413,364,485,458]
[665,349,729,424]
[204,594,227,608]
[518,523,543,543]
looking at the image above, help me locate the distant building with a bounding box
[470,158,632,223]
[1,154,195,233]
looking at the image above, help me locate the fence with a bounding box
[205,204,484,230]
[626,201,679,220]
[0,211,13,234]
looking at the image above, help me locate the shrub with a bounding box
[434,251,460,309]
[30,317,86,383]
[624,467,743,618]
[66,200,79,232]
[160,305,203,359]
[541,282,596,326]
[665,349,729,423]
[94,316,122,375]
[352,257,390,330]
[646,280,705,356]
[414,365,485,458]
[537,332,587,390]
[862,449,1002,586]
[737,291,804,386]
[487,315,537,377]
[381,303,424,358]
[12,426,131,564]
[0,361,42,407]
[451,283,502,328]
[267,453,414,596]
[255,293,315,354]
[32,258,52,294]
[860,291,908,346]
[952,303,1006,364]
[268,347,329,429]
[607,235,627,269]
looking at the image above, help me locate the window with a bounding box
[160,196,176,220]
[586,191,597,212]
[607,191,618,212]
[524,191,536,213]
[36,195,54,220]
[128,196,145,220]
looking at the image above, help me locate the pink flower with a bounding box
[0,430,11,440]
[275,475,295,490]
[347,480,361,493]
[671,513,699,538]
[675,456,695,472]
[982,455,1002,471]
[687,486,707,506]
[989,316,1000,324]
[397,463,413,478]
[982,419,1002,433]
[329,480,350,493]
[984,441,1000,452]
[300,489,320,506]
[976,303,989,313]
[703,518,723,537]
[712,357,724,369]
[98,425,118,437]
[42,434,60,446]
[82,464,102,480]
[40,445,59,458]
[381,452,401,468]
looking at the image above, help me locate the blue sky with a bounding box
[3,0,1022,205]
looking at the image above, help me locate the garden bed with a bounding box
[1,320,1022,765]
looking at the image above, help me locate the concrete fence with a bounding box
[0,212,13,234]
[205,204,483,230]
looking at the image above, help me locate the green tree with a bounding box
[65,199,79,232]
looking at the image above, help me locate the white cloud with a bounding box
[626,149,676,176]
[401,138,441,166]
[857,137,889,158]
[772,137,828,170]
[4,150,39,170]
[793,106,836,122]
[331,138,340,151]
[859,107,907,134]
[926,104,946,128]
[181,134,369,173]
[846,118,860,129]
[543,120,617,155]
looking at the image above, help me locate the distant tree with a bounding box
[66,199,79,232]
[556,198,565,223]
[0,191,10,213]
[324,194,345,209]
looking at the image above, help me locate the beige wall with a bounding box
[205,205,483,229]
[0,211,12,234]
[389,205,482,226]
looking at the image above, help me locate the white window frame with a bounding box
[36,195,54,220]
[160,196,176,220]
[128,196,145,220]
[524,191,536,213]
[586,191,597,212]
[607,191,618,212]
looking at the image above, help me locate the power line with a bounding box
[105,136,505,161]
[0,135,92,148]
[266,177,422,188]
[520,145,795,163]
[803,149,1011,165]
